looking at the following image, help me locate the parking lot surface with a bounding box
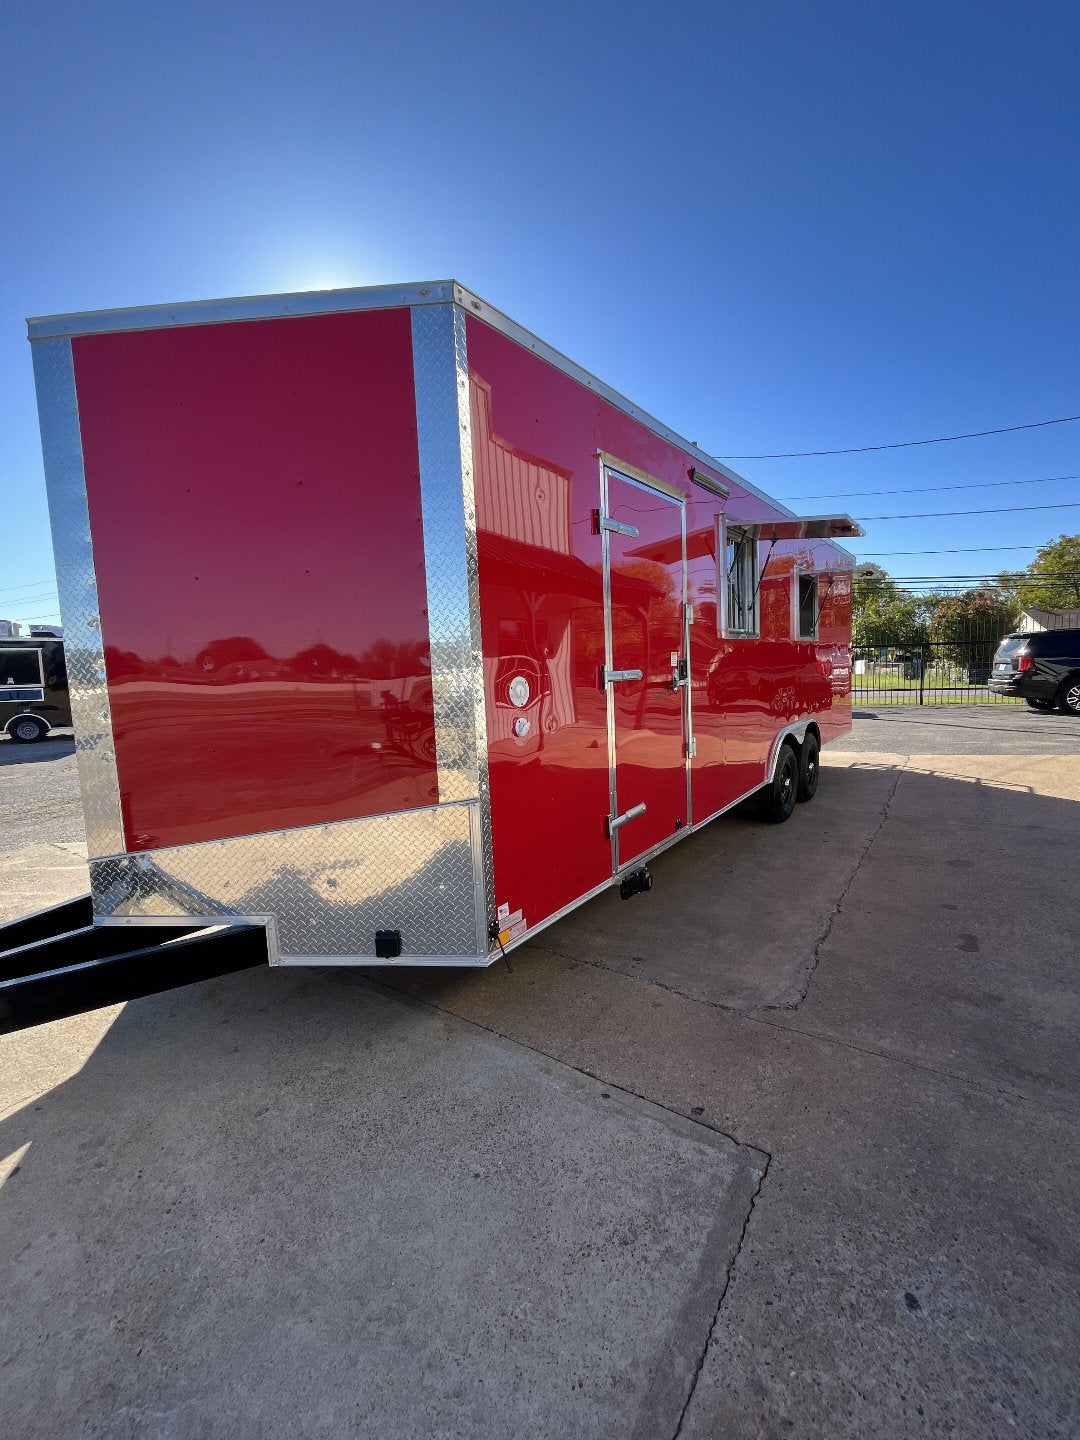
[1,708,1078,1438]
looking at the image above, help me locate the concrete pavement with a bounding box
[1,708,1078,1437]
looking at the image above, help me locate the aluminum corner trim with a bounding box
[410,303,494,951]
[31,337,125,858]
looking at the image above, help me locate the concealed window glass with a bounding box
[0,648,45,702]
[799,574,819,639]
[725,531,759,635]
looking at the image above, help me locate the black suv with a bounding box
[988,628,1080,714]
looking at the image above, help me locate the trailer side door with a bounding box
[602,468,688,870]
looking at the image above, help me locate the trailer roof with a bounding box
[27,280,856,561]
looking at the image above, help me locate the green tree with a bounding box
[997,533,1080,611]
[927,589,1018,668]
[852,566,931,649]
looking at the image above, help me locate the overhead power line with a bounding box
[858,567,1080,578]
[1,591,61,608]
[856,501,1080,521]
[860,545,1043,556]
[0,577,57,596]
[716,414,1080,460]
[777,473,1079,501]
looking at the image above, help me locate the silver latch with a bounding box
[597,513,640,538]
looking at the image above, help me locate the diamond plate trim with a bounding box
[31,337,125,859]
[89,803,480,960]
[411,305,494,952]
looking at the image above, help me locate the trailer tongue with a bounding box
[0,898,267,1035]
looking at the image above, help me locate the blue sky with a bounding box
[2,0,1078,627]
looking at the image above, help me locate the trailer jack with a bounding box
[619,867,653,901]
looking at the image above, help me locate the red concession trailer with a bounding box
[14,281,861,997]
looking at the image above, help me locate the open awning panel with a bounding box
[629,512,863,565]
[735,513,864,541]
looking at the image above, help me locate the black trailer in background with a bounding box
[0,637,71,742]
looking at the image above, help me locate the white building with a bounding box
[1017,606,1080,632]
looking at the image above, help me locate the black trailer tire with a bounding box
[758,742,799,824]
[1025,698,1055,712]
[797,734,820,802]
[8,716,49,744]
[1057,675,1080,716]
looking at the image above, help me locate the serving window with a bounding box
[0,647,45,703]
[723,525,759,637]
[798,573,820,639]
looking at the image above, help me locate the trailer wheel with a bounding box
[758,742,798,824]
[797,735,820,803]
[8,716,49,744]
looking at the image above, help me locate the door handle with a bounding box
[603,668,644,685]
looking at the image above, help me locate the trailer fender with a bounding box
[765,720,820,784]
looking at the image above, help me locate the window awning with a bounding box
[732,514,864,541]
[628,512,863,566]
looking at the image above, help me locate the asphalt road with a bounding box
[0,735,83,847]
[0,736,85,923]
[1,709,1078,1438]
[846,702,1080,755]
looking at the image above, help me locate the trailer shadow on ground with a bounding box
[2,757,1079,1438]
[0,735,75,765]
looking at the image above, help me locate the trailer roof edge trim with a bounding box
[25,277,827,524]
[25,281,460,340]
[451,286,797,518]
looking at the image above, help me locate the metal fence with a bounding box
[851,607,1078,707]
[851,639,1016,706]
[852,581,1080,705]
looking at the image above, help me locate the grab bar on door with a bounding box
[607,803,647,836]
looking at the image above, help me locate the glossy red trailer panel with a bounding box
[468,315,852,942]
[72,308,436,851]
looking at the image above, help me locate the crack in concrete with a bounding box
[756,762,906,1013]
[525,944,1080,1124]
[671,1152,772,1440]
[359,972,777,1440]
[359,971,771,1164]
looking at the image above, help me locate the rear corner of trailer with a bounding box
[28,291,486,967]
